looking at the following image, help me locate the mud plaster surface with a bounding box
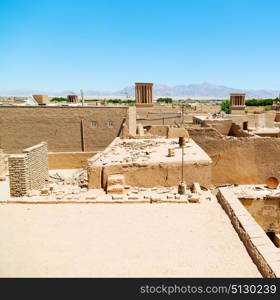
[0,202,260,277]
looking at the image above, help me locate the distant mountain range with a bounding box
[1,83,279,99]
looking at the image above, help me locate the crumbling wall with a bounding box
[144,125,170,137]
[101,162,212,189]
[0,149,8,177]
[87,137,212,189]
[8,142,48,197]
[48,151,98,169]
[228,123,251,137]
[202,119,232,136]
[189,127,280,185]
[240,197,280,234]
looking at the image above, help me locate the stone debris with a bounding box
[40,188,50,195]
[191,182,202,195]
[107,184,124,194]
[106,174,125,194]
[112,195,123,200]
[151,196,161,202]
[128,195,139,200]
[72,187,81,194]
[85,195,97,200]
[0,176,6,181]
[107,174,124,186]
[189,194,200,203]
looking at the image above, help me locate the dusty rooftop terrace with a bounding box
[90,138,212,166]
[0,201,261,277]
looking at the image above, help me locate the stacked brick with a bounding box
[8,142,48,197]
[8,154,30,197]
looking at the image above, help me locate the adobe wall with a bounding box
[101,162,212,188]
[240,197,280,234]
[275,113,280,122]
[48,151,98,169]
[0,149,8,176]
[228,112,276,129]
[144,125,170,137]
[189,105,221,114]
[188,127,280,185]
[202,119,232,135]
[87,137,212,189]
[228,123,252,137]
[0,106,135,153]
[136,106,182,126]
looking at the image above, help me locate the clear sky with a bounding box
[0,0,279,91]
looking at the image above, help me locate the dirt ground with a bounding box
[0,201,261,277]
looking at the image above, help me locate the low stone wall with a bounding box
[48,151,98,169]
[8,142,48,197]
[217,187,280,278]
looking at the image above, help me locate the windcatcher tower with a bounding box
[135,82,153,107]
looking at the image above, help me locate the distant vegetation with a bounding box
[106,99,135,105]
[220,100,230,114]
[245,98,278,106]
[50,97,67,102]
[156,97,173,103]
[220,97,279,114]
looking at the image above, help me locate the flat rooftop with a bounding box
[252,128,280,134]
[0,202,261,277]
[225,184,280,199]
[91,138,212,167]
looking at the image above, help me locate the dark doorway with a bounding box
[266,231,277,247]
[243,121,248,131]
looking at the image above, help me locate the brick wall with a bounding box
[8,154,30,197]
[8,142,48,197]
[23,142,49,190]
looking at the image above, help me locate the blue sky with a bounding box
[0,0,279,91]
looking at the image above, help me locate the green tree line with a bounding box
[156,98,173,103]
[220,97,279,113]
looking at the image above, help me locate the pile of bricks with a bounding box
[8,142,49,197]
